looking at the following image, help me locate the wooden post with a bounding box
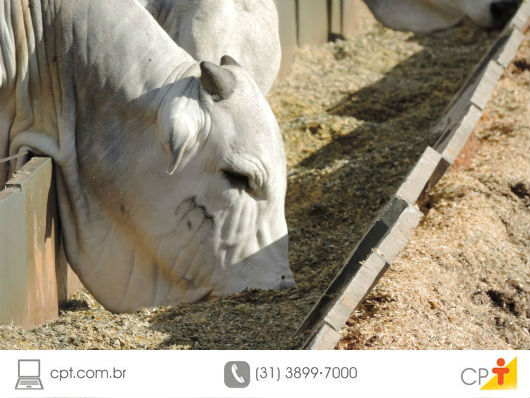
[0,157,83,329]
[274,0,370,80]
[297,0,328,45]
[342,0,372,37]
[274,0,298,80]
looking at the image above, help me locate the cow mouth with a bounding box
[490,0,520,26]
[163,194,291,301]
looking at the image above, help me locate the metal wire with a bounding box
[0,151,28,164]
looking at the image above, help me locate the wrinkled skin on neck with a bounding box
[364,0,520,33]
[0,0,292,312]
[137,0,281,94]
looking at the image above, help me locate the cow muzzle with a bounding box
[490,0,520,25]
[210,233,294,295]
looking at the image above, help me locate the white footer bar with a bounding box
[0,350,528,397]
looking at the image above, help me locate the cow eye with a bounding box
[222,169,251,191]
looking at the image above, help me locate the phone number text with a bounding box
[255,366,358,382]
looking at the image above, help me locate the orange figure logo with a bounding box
[481,357,517,390]
[492,358,509,385]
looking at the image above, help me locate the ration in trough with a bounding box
[340,31,530,350]
[0,5,522,349]
[299,3,529,349]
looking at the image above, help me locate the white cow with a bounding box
[137,0,281,94]
[0,0,294,312]
[364,0,520,33]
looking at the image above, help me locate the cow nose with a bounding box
[279,275,296,290]
[490,0,519,25]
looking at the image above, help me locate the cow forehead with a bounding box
[207,71,282,148]
[216,107,282,167]
[208,116,281,170]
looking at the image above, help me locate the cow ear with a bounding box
[157,100,201,175]
[165,126,192,175]
[200,61,236,101]
[220,55,241,67]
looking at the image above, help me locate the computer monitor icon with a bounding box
[15,359,43,390]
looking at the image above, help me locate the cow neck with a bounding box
[8,0,198,160]
[2,0,59,152]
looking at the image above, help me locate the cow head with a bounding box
[151,55,293,306]
[364,0,520,33]
[459,0,520,28]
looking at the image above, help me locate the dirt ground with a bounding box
[0,14,524,350]
[339,33,530,350]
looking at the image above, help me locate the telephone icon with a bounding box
[224,361,250,388]
[231,363,245,384]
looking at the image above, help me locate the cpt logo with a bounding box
[461,357,517,390]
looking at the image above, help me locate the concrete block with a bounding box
[379,196,408,228]
[397,147,442,205]
[391,205,423,237]
[433,99,476,153]
[441,105,482,164]
[378,205,422,263]
[496,28,525,68]
[309,322,341,350]
[470,61,504,110]
[324,253,387,331]
[377,227,408,264]
[324,300,353,332]
[509,0,530,30]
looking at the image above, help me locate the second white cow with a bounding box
[138,0,281,94]
[364,0,520,33]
